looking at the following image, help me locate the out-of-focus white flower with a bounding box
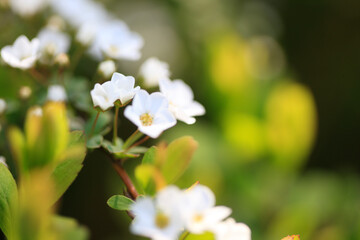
[130,186,184,240]
[182,185,231,234]
[139,57,171,88]
[214,218,251,240]
[90,21,144,61]
[50,0,109,28]
[9,0,48,17]
[124,90,176,138]
[76,22,101,46]
[46,15,66,31]
[98,60,116,79]
[110,72,140,105]
[159,79,205,124]
[0,99,7,114]
[37,28,70,63]
[47,85,67,102]
[1,35,40,70]
[0,156,8,168]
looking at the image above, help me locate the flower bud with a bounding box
[19,86,32,100]
[54,53,69,67]
[47,85,67,102]
[98,60,116,79]
[0,98,6,114]
[0,156,7,168]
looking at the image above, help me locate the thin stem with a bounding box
[101,148,139,199]
[126,136,150,151]
[113,106,119,144]
[180,231,190,240]
[123,129,143,149]
[29,68,46,85]
[89,111,100,138]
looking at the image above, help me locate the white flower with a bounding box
[139,57,171,88]
[90,72,139,110]
[47,85,67,102]
[130,186,184,240]
[76,21,101,46]
[0,156,7,168]
[1,35,40,70]
[181,185,231,234]
[214,218,251,240]
[124,90,176,138]
[89,21,144,61]
[37,28,70,63]
[110,72,140,105]
[10,0,48,17]
[159,79,205,124]
[0,99,6,114]
[98,60,116,79]
[90,82,118,111]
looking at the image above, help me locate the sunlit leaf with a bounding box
[51,215,89,240]
[51,131,86,204]
[142,147,156,164]
[107,195,134,211]
[282,235,300,240]
[7,126,26,172]
[160,136,198,184]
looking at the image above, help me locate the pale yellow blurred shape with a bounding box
[210,34,250,94]
[223,112,266,160]
[18,169,57,240]
[265,81,317,168]
[243,36,285,80]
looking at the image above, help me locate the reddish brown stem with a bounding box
[112,162,139,199]
[101,148,139,200]
[126,136,150,151]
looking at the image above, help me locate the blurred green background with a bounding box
[1,0,360,239]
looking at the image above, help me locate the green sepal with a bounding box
[86,135,103,149]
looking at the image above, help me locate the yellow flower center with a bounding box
[193,214,203,223]
[155,212,169,229]
[140,113,153,126]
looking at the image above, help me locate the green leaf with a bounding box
[65,76,92,113]
[51,131,86,204]
[0,164,18,239]
[86,135,103,149]
[160,136,198,184]
[107,195,134,211]
[85,111,111,136]
[51,215,89,240]
[142,147,157,164]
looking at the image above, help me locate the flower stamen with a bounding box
[140,113,153,126]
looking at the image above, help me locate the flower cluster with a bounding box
[90,68,205,138]
[130,184,251,240]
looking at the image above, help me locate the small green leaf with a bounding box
[142,147,157,164]
[102,139,123,153]
[114,152,140,159]
[0,164,18,239]
[107,195,134,211]
[86,135,103,149]
[128,146,148,155]
[160,136,198,184]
